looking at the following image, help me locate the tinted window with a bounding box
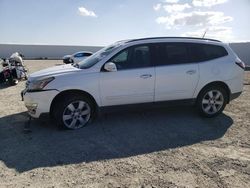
[188,43,207,62]
[188,43,228,62]
[74,53,84,58]
[154,43,228,66]
[166,44,189,64]
[156,43,189,66]
[203,44,228,60]
[84,53,92,56]
[110,45,151,70]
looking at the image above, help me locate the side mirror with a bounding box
[104,62,117,72]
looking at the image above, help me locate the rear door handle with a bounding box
[140,74,152,79]
[186,70,196,75]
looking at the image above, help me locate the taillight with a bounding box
[235,60,245,70]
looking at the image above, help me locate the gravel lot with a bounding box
[0,60,249,188]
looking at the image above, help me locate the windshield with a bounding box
[78,42,125,69]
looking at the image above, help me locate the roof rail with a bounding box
[126,37,221,43]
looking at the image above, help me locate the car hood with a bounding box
[29,64,81,80]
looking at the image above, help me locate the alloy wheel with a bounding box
[62,100,91,129]
[201,90,224,115]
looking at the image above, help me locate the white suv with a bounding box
[22,37,245,130]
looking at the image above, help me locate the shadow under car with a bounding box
[0,106,233,172]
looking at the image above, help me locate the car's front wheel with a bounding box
[54,94,94,130]
[197,86,228,117]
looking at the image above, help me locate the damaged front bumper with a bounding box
[21,89,59,118]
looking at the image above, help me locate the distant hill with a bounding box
[230,43,250,66]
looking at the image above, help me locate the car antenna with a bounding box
[202,28,208,38]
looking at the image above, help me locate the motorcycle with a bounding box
[0,54,28,86]
[0,60,16,85]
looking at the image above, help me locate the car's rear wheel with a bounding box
[54,94,94,130]
[197,86,228,117]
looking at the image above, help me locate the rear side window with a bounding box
[153,42,228,66]
[165,44,189,64]
[155,43,189,66]
[188,43,207,63]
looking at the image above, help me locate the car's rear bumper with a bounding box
[22,89,59,118]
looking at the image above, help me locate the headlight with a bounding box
[28,77,55,91]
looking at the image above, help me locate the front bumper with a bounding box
[63,58,72,64]
[22,89,59,118]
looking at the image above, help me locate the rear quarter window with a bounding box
[203,44,228,60]
[188,43,228,62]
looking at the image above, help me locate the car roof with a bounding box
[121,37,223,46]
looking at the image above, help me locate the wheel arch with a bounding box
[196,81,231,104]
[50,89,98,117]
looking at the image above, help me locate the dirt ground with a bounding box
[0,60,249,188]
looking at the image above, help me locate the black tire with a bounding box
[196,86,228,117]
[53,94,95,130]
[8,77,18,86]
[24,72,28,80]
[64,59,73,64]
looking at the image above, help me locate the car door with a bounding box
[99,45,155,106]
[154,42,199,101]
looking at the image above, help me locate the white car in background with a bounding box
[63,51,93,64]
[22,37,245,130]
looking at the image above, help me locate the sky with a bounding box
[0,0,250,46]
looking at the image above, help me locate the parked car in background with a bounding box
[22,37,245,130]
[63,51,93,64]
[62,55,72,64]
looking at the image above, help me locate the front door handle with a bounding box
[186,70,196,75]
[140,74,152,79]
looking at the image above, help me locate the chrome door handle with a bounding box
[140,74,152,79]
[186,70,196,75]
